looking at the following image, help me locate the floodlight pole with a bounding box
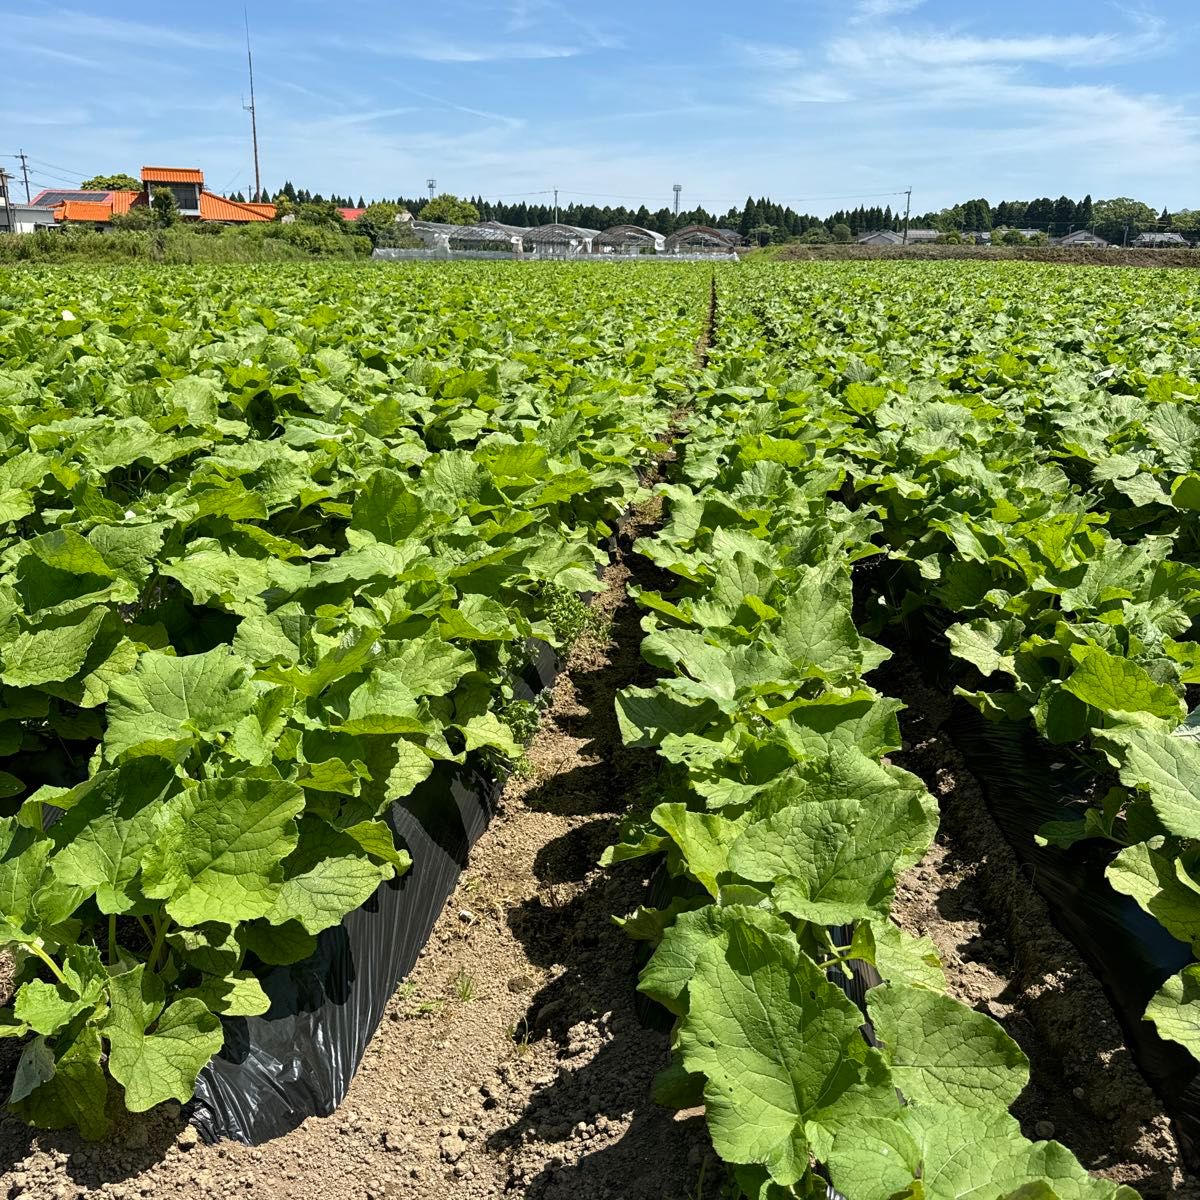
[902,187,912,245]
[554,188,558,224]
[673,183,682,217]
[427,178,437,201]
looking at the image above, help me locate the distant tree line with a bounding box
[225,180,1200,247]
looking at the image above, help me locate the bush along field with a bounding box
[1,257,1199,1199]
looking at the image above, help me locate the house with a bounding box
[1055,229,1109,248]
[1132,231,1189,248]
[337,208,365,223]
[856,228,940,245]
[49,166,274,228]
[0,199,57,233]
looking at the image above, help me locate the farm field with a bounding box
[0,259,1198,1200]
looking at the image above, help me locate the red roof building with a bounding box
[53,167,274,226]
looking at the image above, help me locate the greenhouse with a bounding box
[664,225,740,254]
[592,224,665,254]
[522,222,600,257]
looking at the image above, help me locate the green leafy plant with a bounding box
[0,259,710,1134]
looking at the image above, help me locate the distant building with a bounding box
[1055,229,1109,248]
[857,229,940,245]
[1132,231,1189,247]
[592,224,665,254]
[664,225,741,254]
[47,166,274,228]
[337,208,365,222]
[0,199,56,234]
[523,223,600,257]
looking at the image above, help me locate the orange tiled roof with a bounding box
[110,191,140,214]
[141,166,204,184]
[55,201,115,222]
[197,192,274,223]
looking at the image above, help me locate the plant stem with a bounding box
[148,916,171,972]
[27,940,68,986]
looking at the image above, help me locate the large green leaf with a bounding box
[104,647,258,761]
[104,964,224,1111]
[141,777,304,926]
[675,915,897,1186]
[867,983,1029,1111]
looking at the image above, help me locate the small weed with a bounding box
[453,969,476,1002]
[417,999,445,1016]
[507,1017,532,1057]
[511,753,536,780]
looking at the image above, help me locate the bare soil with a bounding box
[884,645,1199,1200]
[0,503,721,1200]
[767,243,1200,269]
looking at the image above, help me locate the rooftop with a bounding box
[141,166,205,185]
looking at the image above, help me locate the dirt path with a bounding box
[0,504,719,1200]
[883,647,1197,1200]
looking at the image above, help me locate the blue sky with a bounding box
[6,0,1199,213]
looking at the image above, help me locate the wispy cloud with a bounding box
[852,0,926,20]
[12,10,239,52]
[828,24,1167,71]
[22,42,104,68]
[311,31,590,63]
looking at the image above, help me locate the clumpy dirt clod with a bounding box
[0,504,719,1200]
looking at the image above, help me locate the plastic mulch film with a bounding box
[947,703,1200,1158]
[188,638,562,1144]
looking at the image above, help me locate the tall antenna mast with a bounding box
[427,178,437,201]
[673,183,682,217]
[243,8,262,201]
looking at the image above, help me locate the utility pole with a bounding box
[0,168,12,233]
[243,9,261,201]
[902,187,912,245]
[553,187,558,223]
[17,151,31,203]
[673,183,682,217]
[427,178,437,201]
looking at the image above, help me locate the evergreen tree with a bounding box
[1078,194,1094,228]
[1053,195,1076,236]
[738,196,757,237]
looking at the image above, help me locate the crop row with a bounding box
[719,262,1200,1070]
[0,262,709,1134]
[607,263,1148,1198]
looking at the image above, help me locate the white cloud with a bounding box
[828,25,1166,71]
[12,10,239,53]
[852,0,926,20]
